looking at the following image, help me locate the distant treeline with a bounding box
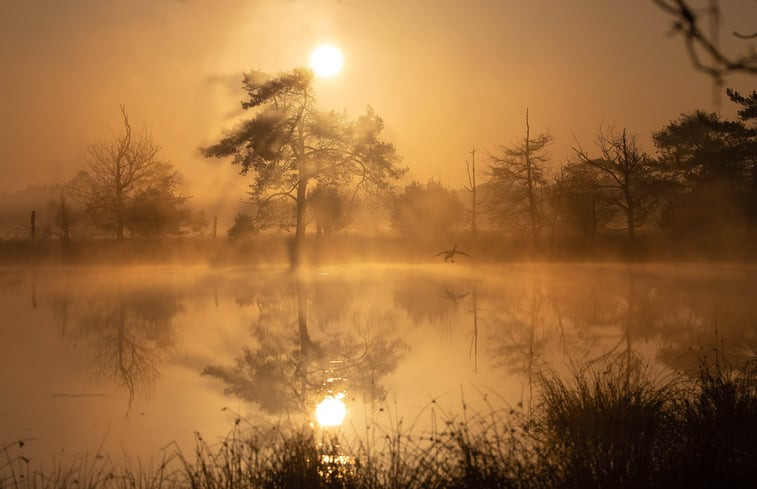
[1,89,755,262]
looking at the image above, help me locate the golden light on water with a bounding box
[315,394,346,427]
[310,45,343,77]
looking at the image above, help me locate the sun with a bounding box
[310,45,343,77]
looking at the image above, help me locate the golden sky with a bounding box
[0,0,754,216]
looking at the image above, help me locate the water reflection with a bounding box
[3,263,755,431]
[651,271,757,371]
[488,283,547,408]
[479,266,757,385]
[203,274,408,417]
[55,288,182,415]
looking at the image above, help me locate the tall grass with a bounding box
[673,351,757,487]
[3,353,756,489]
[0,441,179,489]
[533,356,679,488]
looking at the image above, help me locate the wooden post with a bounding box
[30,210,36,242]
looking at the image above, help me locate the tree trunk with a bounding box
[625,187,636,242]
[622,132,636,243]
[293,175,308,268]
[116,215,125,240]
[470,148,477,239]
[525,110,539,249]
[549,179,563,247]
[115,183,125,240]
[59,195,70,244]
[292,96,309,269]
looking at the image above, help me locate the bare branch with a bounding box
[652,0,757,81]
[733,31,757,40]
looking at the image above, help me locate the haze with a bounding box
[1,2,757,486]
[1,0,754,213]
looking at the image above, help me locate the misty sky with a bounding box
[1,0,755,216]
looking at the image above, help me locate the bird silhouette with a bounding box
[435,244,470,263]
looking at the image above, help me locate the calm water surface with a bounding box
[1,263,756,463]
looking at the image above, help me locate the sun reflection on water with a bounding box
[315,393,346,427]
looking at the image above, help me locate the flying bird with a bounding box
[436,244,470,263]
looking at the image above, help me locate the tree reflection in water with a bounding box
[651,270,757,372]
[484,266,757,397]
[487,282,548,408]
[55,288,182,415]
[482,268,675,403]
[27,264,757,422]
[203,275,408,418]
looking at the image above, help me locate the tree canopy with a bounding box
[202,68,405,265]
[391,180,465,242]
[488,110,553,247]
[653,110,757,234]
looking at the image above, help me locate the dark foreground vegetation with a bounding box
[3,353,756,489]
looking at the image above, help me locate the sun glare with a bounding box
[310,45,343,77]
[315,395,346,427]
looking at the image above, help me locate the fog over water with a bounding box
[1,0,756,484]
[2,262,756,463]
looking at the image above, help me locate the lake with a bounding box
[2,262,756,464]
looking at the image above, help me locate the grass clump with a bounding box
[0,440,179,489]
[673,352,757,488]
[532,351,757,489]
[533,356,679,488]
[177,423,359,489]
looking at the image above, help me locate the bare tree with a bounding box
[572,128,659,241]
[72,106,182,240]
[489,109,553,248]
[464,147,485,239]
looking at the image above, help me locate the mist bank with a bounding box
[2,230,757,266]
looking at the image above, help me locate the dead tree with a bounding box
[572,128,659,242]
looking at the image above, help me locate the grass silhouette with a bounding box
[3,352,756,489]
